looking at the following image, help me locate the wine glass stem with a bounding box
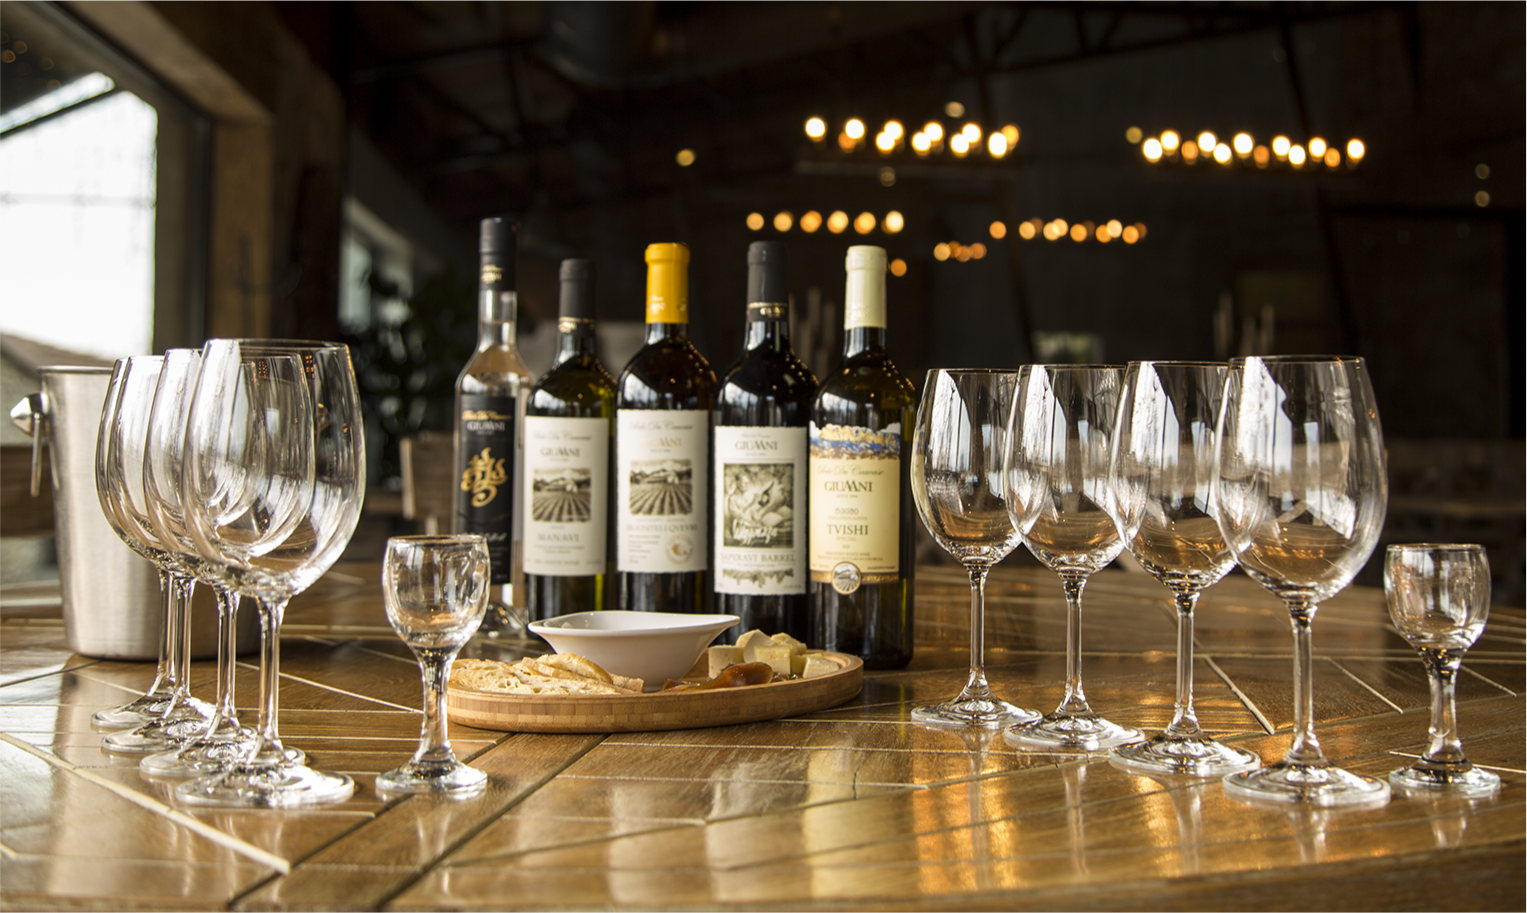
[1285,599,1327,767]
[146,567,174,696]
[250,596,290,766]
[414,649,458,765]
[212,589,241,727]
[1422,652,1467,767]
[958,564,995,702]
[172,573,195,699]
[1057,574,1093,717]
[1162,591,1204,738]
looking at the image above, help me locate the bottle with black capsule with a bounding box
[614,242,716,612]
[523,259,616,621]
[454,216,533,633]
[713,241,816,643]
[808,244,917,669]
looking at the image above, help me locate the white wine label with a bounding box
[616,409,708,573]
[522,416,608,576]
[714,426,806,595]
[457,393,518,584]
[808,421,901,590]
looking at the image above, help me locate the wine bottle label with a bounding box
[808,421,901,592]
[522,416,608,576]
[714,426,806,595]
[616,409,708,573]
[457,394,518,584]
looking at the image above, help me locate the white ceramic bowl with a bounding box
[528,611,739,690]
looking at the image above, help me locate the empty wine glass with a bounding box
[1215,356,1389,807]
[909,369,1042,729]
[1003,365,1144,752]
[174,340,366,808]
[1385,544,1501,796]
[1107,361,1260,776]
[96,356,214,751]
[140,349,280,779]
[378,535,491,794]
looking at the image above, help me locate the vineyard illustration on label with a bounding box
[628,459,694,516]
[530,468,592,523]
[721,462,794,548]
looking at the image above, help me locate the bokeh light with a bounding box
[1018,221,1036,240]
[1122,225,1139,244]
[1161,130,1180,152]
[924,121,944,142]
[933,242,951,261]
[950,134,969,155]
[911,133,931,153]
[1196,131,1217,153]
[962,123,981,143]
[773,211,793,232]
[990,221,1007,239]
[1181,141,1200,162]
[1233,133,1253,155]
[827,210,849,233]
[1125,126,1143,144]
[1271,135,1291,158]
[1213,143,1232,164]
[1289,145,1307,166]
[883,211,904,233]
[1348,138,1366,161]
[889,258,907,276]
[1143,138,1163,161]
[1106,219,1122,238]
[746,212,764,231]
[1308,137,1327,158]
[1069,223,1088,242]
[805,117,826,139]
[988,133,1008,157]
[676,149,696,166]
[854,212,877,234]
[845,118,865,139]
[800,211,823,233]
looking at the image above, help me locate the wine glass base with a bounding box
[140,738,304,779]
[1006,714,1144,753]
[1389,763,1501,797]
[101,712,217,754]
[1224,760,1391,808]
[1110,734,1261,778]
[92,692,179,729]
[912,698,1042,730]
[376,760,487,795]
[174,763,355,808]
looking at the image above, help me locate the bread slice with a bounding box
[450,655,645,696]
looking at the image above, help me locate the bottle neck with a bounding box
[478,288,518,348]
[744,303,791,352]
[843,325,886,358]
[552,317,598,366]
[645,321,688,344]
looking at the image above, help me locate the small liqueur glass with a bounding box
[909,369,1042,729]
[1385,543,1501,797]
[378,535,491,794]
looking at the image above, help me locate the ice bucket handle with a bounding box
[9,392,48,497]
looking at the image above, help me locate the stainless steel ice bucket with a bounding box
[11,365,251,659]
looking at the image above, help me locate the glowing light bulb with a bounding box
[1347,138,1365,162]
[990,221,1007,239]
[1233,133,1253,155]
[1289,145,1307,166]
[1125,126,1143,144]
[774,212,793,232]
[1214,143,1232,164]
[827,210,849,234]
[890,258,907,277]
[962,123,981,143]
[1197,131,1217,153]
[933,242,951,261]
[1324,148,1340,168]
[801,211,823,233]
[746,212,764,231]
[854,212,876,234]
[845,119,865,139]
[883,120,903,140]
[911,133,931,154]
[988,133,1008,157]
[805,117,827,139]
[1143,138,1163,162]
[1309,137,1327,158]
[875,132,895,152]
[1106,219,1122,238]
[883,211,904,234]
[1161,130,1180,152]
[676,149,696,166]
[1272,135,1291,158]
[924,121,944,142]
[1018,221,1036,240]
[950,134,969,155]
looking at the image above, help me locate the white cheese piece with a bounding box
[738,630,778,663]
[753,644,794,677]
[772,632,808,655]
[707,645,743,679]
[801,654,837,679]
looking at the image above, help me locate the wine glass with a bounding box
[378,534,491,794]
[1214,355,1389,806]
[140,349,281,778]
[1002,364,1144,752]
[1106,361,1260,776]
[909,369,1042,729]
[174,340,366,808]
[95,356,214,751]
[1385,544,1501,796]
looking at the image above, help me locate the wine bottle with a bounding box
[614,243,716,612]
[808,245,917,669]
[523,259,616,621]
[454,216,533,632]
[713,241,816,643]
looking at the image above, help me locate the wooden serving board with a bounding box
[446,652,863,733]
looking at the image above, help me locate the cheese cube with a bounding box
[707,645,743,679]
[801,654,837,679]
[738,630,778,663]
[753,644,794,677]
[772,632,808,655]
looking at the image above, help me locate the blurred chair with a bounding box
[399,431,454,535]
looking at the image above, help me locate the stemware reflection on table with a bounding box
[139,348,275,779]
[1385,543,1501,796]
[378,534,491,794]
[1002,364,1143,752]
[1214,355,1390,807]
[1106,361,1259,776]
[174,340,366,808]
[909,368,1041,729]
[95,356,214,752]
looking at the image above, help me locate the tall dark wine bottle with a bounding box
[614,243,716,612]
[713,241,816,643]
[454,216,532,631]
[808,245,917,669]
[523,259,616,621]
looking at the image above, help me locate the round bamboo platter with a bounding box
[446,652,864,733]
